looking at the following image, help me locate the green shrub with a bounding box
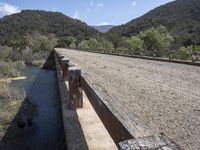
[32,59,45,68]
[0,46,13,60]
[25,33,57,53]
[57,36,77,48]
[0,80,26,138]
[21,47,33,64]
[102,41,114,50]
[139,25,174,56]
[177,45,200,60]
[78,38,103,49]
[0,60,25,77]
[127,36,144,53]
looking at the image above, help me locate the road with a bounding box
[56,48,200,150]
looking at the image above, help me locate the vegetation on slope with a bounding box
[107,0,200,49]
[0,10,113,75]
[126,25,174,56]
[0,10,100,46]
[1,0,200,77]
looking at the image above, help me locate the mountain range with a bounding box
[92,25,115,33]
[107,0,200,48]
[0,0,200,49]
[0,10,100,46]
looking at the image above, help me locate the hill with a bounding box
[0,10,100,46]
[92,25,114,33]
[107,0,200,48]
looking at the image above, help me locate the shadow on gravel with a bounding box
[0,67,67,150]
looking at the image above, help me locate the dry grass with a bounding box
[32,59,45,68]
[0,80,25,138]
[0,80,25,101]
[0,60,26,77]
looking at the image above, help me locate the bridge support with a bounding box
[68,67,83,108]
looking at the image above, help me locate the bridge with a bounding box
[50,48,200,150]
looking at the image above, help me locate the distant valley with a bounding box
[92,25,115,33]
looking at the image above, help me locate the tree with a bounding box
[127,36,144,52]
[102,41,114,50]
[88,38,102,49]
[178,45,200,60]
[78,40,90,49]
[57,36,77,48]
[0,46,13,60]
[25,32,57,53]
[21,47,33,64]
[78,38,102,49]
[139,25,174,56]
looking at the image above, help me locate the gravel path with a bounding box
[56,48,200,150]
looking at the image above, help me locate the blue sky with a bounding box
[0,0,174,25]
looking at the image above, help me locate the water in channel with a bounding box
[0,66,67,150]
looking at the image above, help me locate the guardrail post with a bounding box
[68,67,83,108]
[58,54,64,66]
[61,58,69,81]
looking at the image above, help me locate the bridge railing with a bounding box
[62,47,200,66]
[55,51,133,145]
[54,50,181,149]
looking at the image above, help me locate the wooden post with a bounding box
[58,54,64,66]
[66,63,76,81]
[68,67,83,108]
[61,58,69,81]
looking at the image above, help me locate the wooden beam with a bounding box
[68,67,83,108]
[61,58,69,81]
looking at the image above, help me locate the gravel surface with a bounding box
[56,48,200,150]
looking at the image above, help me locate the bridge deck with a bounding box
[55,48,200,150]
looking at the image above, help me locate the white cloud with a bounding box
[132,1,137,7]
[97,2,104,7]
[98,22,109,26]
[52,7,58,12]
[90,1,94,6]
[73,10,80,19]
[0,3,20,17]
[88,1,104,14]
[90,1,104,8]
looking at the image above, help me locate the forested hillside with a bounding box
[0,10,101,47]
[1,0,200,76]
[0,10,111,77]
[107,0,200,48]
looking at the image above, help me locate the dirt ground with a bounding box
[56,48,200,150]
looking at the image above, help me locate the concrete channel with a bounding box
[0,67,67,150]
